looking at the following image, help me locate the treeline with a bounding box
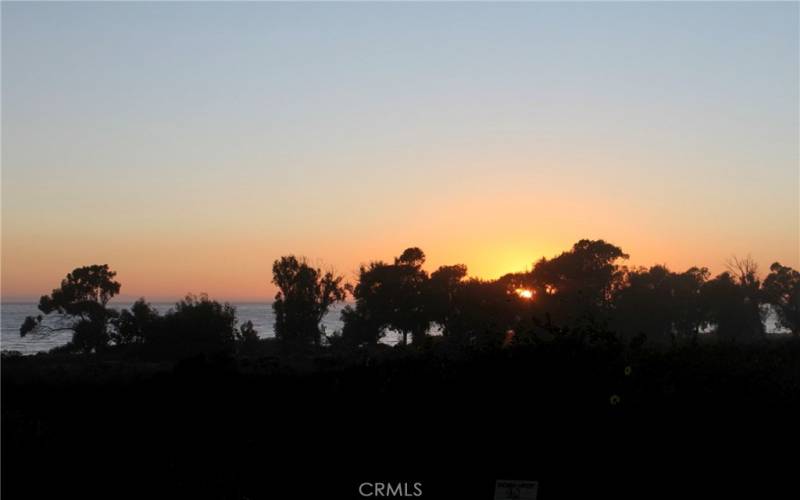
[19,239,800,357]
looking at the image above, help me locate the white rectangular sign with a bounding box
[494,480,539,500]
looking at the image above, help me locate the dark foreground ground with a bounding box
[3,338,800,500]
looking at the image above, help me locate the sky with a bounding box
[2,1,798,302]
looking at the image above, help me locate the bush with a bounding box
[147,294,237,358]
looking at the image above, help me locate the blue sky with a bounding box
[2,1,798,300]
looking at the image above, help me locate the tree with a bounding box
[762,262,800,335]
[396,247,426,268]
[272,256,346,346]
[112,298,162,344]
[612,265,709,345]
[427,264,468,336]
[669,267,710,341]
[726,255,760,290]
[530,239,629,327]
[340,299,383,347]
[341,260,393,346]
[726,256,765,340]
[613,265,676,344]
[391,248,431,345]
[156,294,238,355]
[444,277,520,345]
[20,264,121,353]
[342,248,431,346]
[701,268,764,342]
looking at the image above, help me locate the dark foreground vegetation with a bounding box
[4,239,800,499]
[4,334,800,500]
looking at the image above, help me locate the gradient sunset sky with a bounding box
[2,2,798,302]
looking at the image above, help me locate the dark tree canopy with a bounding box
[668,267,710,340]
[444,277,522,345]
[157,294,238,354]
[35,264,121,321]
[613,265,676,343]
[428,264,468,336]
[20,264,121,353]
[272,256,346,346]
[341,260,396,346]
[762,262,800,335]
[529,239,629,326]
[613,265,709,344]
[112,298,161,345]
[396,247,426,268]
[701,270,764,341]
[17,241,793,358]
[113,294,246,357]
[342,248,431,346]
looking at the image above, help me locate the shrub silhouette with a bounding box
[235,320,261,355]
[146,294,238,357]
[237,320,259,343]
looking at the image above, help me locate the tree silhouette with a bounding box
[16,240,794,357]
[668,267,710,341]
[342,248,431,346]
[613,265,709,345]
[340,299,383,347]
[726,256,764,339]
[19,264,121,353]
[342,260,394,346]
[762,262,800,335]
[396,247,426,268]
[155,294,238,355]
[613,266,676,344]
[529,239,629,327]
[444,277,521,345]
[701,267,764,341]
[113,298,161,344]
[272,256,346,346]
[428,264,468,336]
[391,248,430,344]
[112,295,242,357]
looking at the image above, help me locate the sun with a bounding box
[515,288,534,299]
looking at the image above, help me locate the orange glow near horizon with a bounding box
[2,230,799,303]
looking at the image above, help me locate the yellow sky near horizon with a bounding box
[3,195,796,302]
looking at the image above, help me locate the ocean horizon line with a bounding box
[0,299,357,306]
